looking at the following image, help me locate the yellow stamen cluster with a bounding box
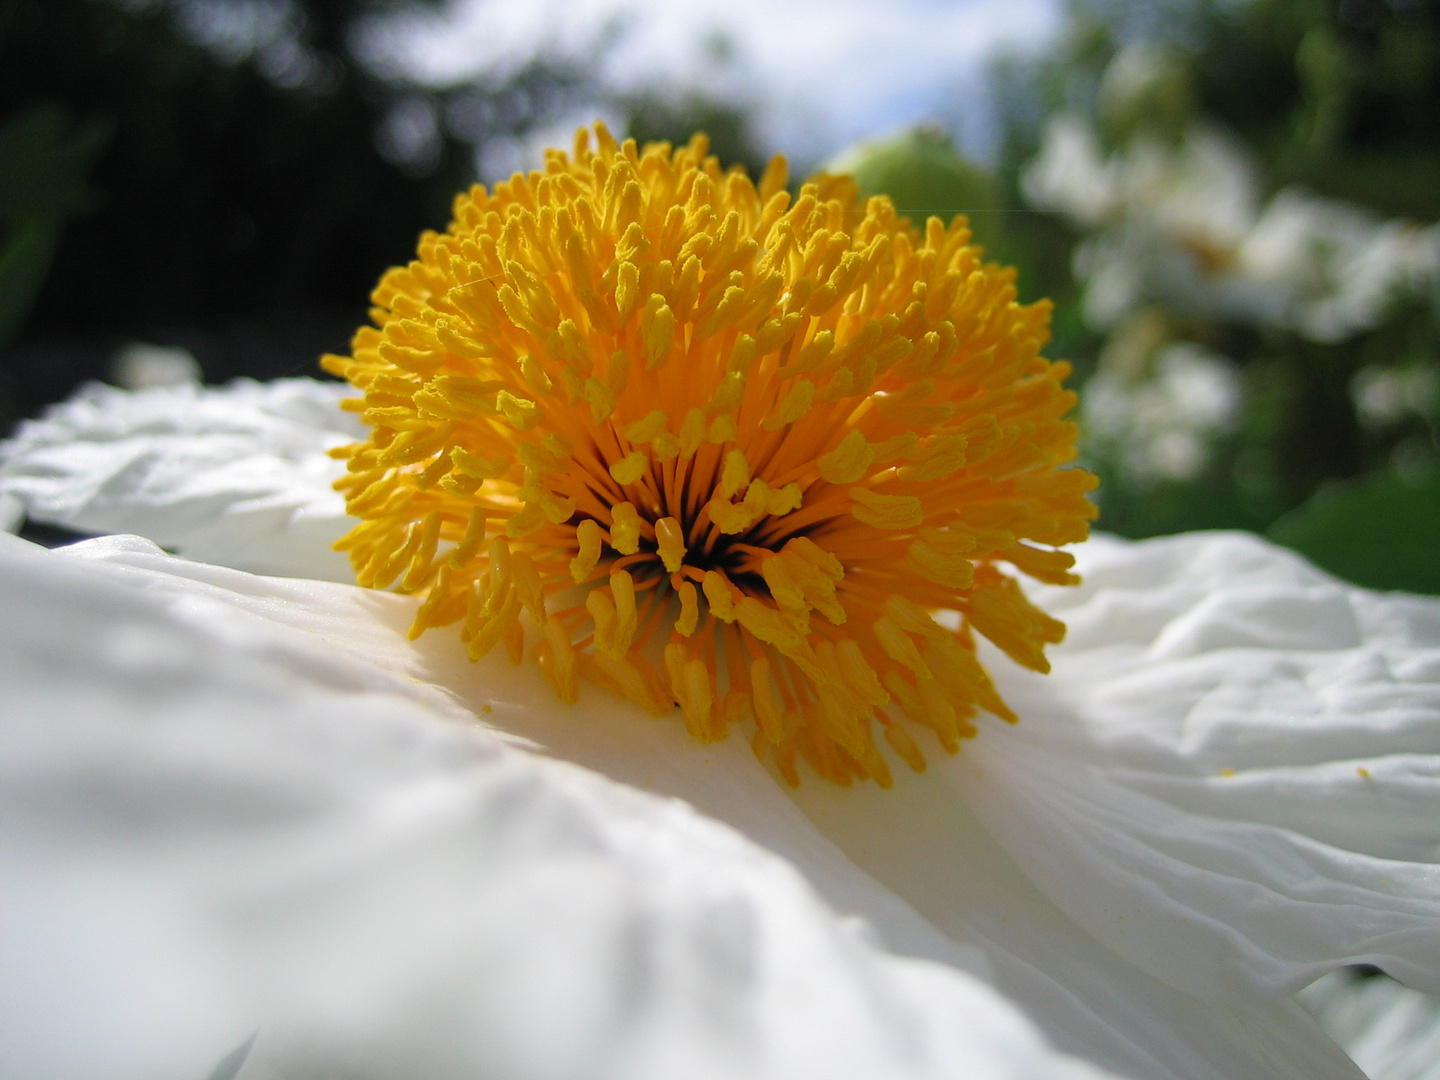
[325,123,1096,787]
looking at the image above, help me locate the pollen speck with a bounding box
[326,123,1096,787]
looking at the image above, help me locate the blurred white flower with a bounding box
[1352,364,1440,430]
[1021,115,1115,229]
[5,379,1440,1080]
[109,343,203,392]
[1084,341,1243,483]
[1240,191,1440,343]
[1025,114,1440,342]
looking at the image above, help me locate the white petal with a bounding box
[49,534,1369,1080]
[0,379,362,580]
[787,754,1367,1080]
[952,532,1440,1003]
[1300,970,1440,1080]
[3,532,1114,1080]
[47,532,991,980]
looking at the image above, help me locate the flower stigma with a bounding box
[324,123,1097,787]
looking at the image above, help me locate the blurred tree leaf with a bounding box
[0,105,110,348]
[830,128,999,247]
[624,91,767,178]
[1266,467,1440,594]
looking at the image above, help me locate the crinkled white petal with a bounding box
[0,379,362,580]
[787,746,1369,1080]
[46,532,1372,1080]
[951,532,1440,1004]
[1300,970,1440,1080]
[1,531,1125,1080]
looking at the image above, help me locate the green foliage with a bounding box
[829,128,1000,248]
[1267,467,1440,594]
[0,106,109,349]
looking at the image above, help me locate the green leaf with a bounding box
[828,129,999,245]
[1266,468,1440,595]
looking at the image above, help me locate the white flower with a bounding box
[1238,190,1440,343]
[1083,342,1243,483]
[5,378,1440,1080]
[1024,116,1440,341]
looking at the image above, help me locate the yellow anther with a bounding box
[707,415,738,443]
[624,409,668,444]
[763,379,815,430]
[675,581,699,636]
[871,432,921,462]
[707,497,759,535]
[873,615,931,679]
[652,432,681,460]
[609,450,648,486]
[785,535,844,579]
[642,295,676,368]
[760,556,807,615]
[779,330,833,376]
[416,453,452,489]
[497,390,539,430]
[664,641,689,709]
[609,569,638,658]
[837,639,888,706]
[615,260,640,319]
[905,537,975,589]
[488,535,513,585]
[570,519,602,582]
[719,450,750,499]
[701,571,737,622]
[765,482,802,516]
[518,441,565,473]
[605,351,630,397]
[749,658,785,743]
[883,721,927,773]
[542,616,579,703]
[400,511,444,591]
[681,659,714,741]
[655,516,686,572]
[849,487,925,530]
[897,433,968,482]
[540,491,576,524]
[610,502,641,554]
[727,334,756,373]
[506,501,548,537]
[585,378,617,422]
[363,520,421,589]
[467,587,520,661]
[741,478,771,514]
[733,597,805,650]
[586,588,617,654]
[706,371,746,414]
[512,551,547,623]
[448,506,489,569]
[452,447,509,479]
[817,430,875,484]
[883,593,950,641]
[678,408,706,459]
[518,354,553,395]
